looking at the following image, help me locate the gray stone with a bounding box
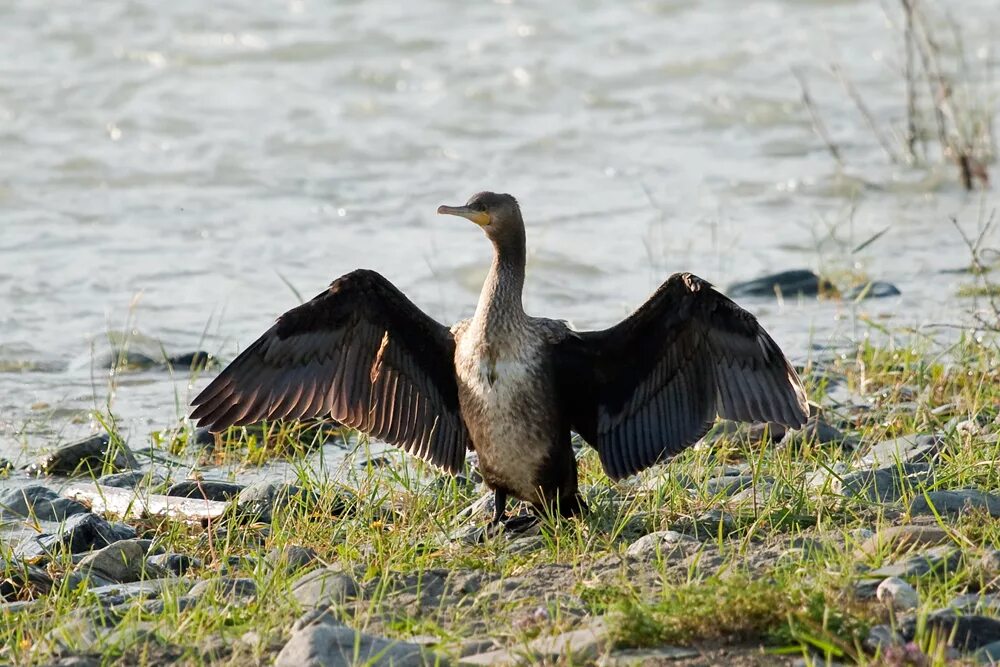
[975,640,1000,664]
[838,464,931,503]
[267,545,319,573]
[843,281,901,300]
[168,480,245,502]
[463,618,608,665]
[188,577,257,601]
[861,434,942,468]
[863,625,902,652]
[0,485,89,521]
[670,509,737,539]
[275,612,434,667]
[946,593,1000,615]
[900,611,1000,650]
[14,512,136,560]
[856,525,952,557]
[702,475,755,497]
[0,560,53,600]
[982,550,1000,574]
[626,531,697,559]
[910,489,1000,518]
[781,416,852,447]
[74,540,168,585]
[97,471,164,489]
[291,567,359,608]
[31,433,137,476]
[728,270,835,298]
[231,481,321,523]
[148,553,199,575]
[876,577,919,610]
[867,545,961,579]
[599,647,701,666]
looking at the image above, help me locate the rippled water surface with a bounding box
[1,0,997,469]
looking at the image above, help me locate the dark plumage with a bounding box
[191,191,808,525]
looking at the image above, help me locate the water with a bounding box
[1,0,997,470]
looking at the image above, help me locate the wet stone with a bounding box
[167,480,245,502]
[727,269,836,298]
[860,433,943,468]
[0,485,89,521]
[842,281,901,300]
[31,434,138,477]
[291,567,360,608]
[96,471,163,489]
[165,351,216,370]
[910,489,1000,518]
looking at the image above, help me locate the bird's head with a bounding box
[437,192,523,244]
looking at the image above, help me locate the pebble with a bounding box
[876,577,919,610]
[291,567,360,608]
[975,640,1000,664]
[856,525,952,557]
[0,559,53,600]
[464,617,609,665]
[231,481,322,523]
[860,433,942,468]
[727,269,835,298]
[910,489,1000,518]
[167,480,245,502]
[275,611,433,667]
[14,511,136,560]
[836,463,932,503]
[863,624,902,652]
[96,471,163,489]
[625,531,697,559]
[30,434,138,476]
[866,545,961,579]
[781,416,853,448]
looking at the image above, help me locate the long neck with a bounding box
[474,228,526,335]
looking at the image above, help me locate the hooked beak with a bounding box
[437,204,490,227]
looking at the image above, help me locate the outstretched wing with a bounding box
[190,269,470,474]
[552,273,808,479]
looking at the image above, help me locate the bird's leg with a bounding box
[490,489,508,526]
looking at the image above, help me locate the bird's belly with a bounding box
[457,354,555,504]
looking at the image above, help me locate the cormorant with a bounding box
[191,192,808,525]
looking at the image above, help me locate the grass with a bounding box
[2,331,1000,666]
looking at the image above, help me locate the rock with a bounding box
[73,540,168,585]
[187,577,257,601]
[291,567,359,608]
[856,525,952,558]
[670,509,737,539]
[14,512,136,560]
[147,553,199,576]
[31,434,137,476]
[842,281,901,300]
[702,475,755,497]
[981,550,1000,574]
[275,612,434,667]
[899,611,1000,650]
[167,480,245,502]
[464,618,609,665]
[727,269,836,298]
[860,434,942,468]
[863,625,902,652]
[867,545,961,579]
[267,545,318,574]
[975,640,1000,664]
[0,559,53,600]
[165,351,216,370]
[910,489,1000,518]
[837,464,931,503]
[0,485,89,521]
[626,531,697,559]
[781,416,852,447]
[96,471,163,489]
[946,593,1000,615]
[599,647,701,665]
[231,481,322,523]
[876,577,919,610]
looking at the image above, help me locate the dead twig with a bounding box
[792,67,843,167]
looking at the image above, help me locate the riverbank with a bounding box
[3,329,1000,666]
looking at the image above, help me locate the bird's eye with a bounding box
[470,202,485,212]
